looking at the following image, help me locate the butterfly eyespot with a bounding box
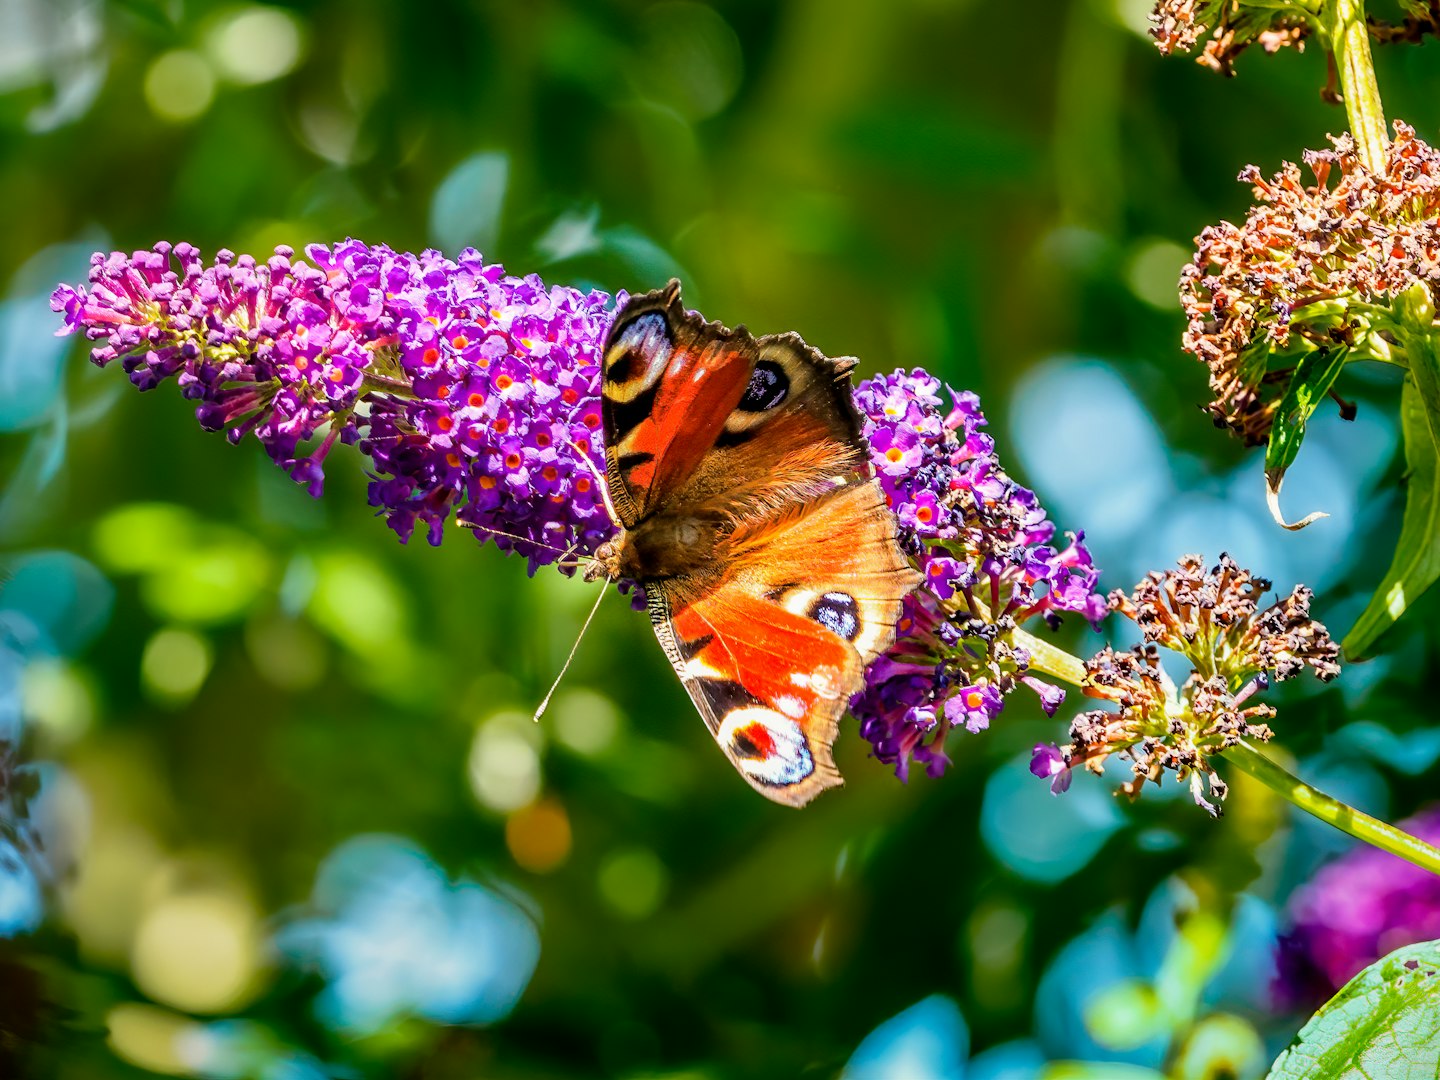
[738,360,789,412]
[808,591,860,641]
[730,722,775,760]
[717,708,812,785]
[604,312,672,401]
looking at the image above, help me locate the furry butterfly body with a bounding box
[592,282,921,807]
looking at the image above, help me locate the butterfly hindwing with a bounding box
[649,482,922,806]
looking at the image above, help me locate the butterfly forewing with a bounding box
[601,283,758,525]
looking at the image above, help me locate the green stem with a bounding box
[1393,283,1440,450]
[361,371,417,397]
[1324,0,1389,171]
[1226,741,1440,877]
[1013,626,1086,687]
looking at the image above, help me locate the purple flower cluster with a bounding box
[345,244,619,559]
[1275,806,1440,1008]
[53,241,621,569]
[848,369,1106,781]
[52,243,379,493]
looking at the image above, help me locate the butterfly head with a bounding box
[585,538,620,583]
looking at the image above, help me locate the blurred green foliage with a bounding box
[3,0,1440,1077]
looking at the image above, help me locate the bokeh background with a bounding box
[3,0,1439,1077]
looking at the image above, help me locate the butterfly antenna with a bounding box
[533,579,610,723]
[458,520,572,557]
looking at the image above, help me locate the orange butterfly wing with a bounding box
[601,281,758,525]
[600,282,921,806]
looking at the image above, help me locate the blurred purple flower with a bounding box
[1275,806,1440,1008]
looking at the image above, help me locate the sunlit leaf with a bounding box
[1344,381,1440,658]
[1263,346,1348,530]
[1084,980,1164,1051]
[138,535,271,625]
[91,503,198,575]
[1173,1014,1265,1080]
[1039,1064,1165,1080]
[1268,939,1440,1078]
[307,549,410,654]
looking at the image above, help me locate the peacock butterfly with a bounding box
[588,281,921,806]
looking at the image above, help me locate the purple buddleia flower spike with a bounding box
[351,246,620,562]
[848,369,1106,782]
[53,240,623,571]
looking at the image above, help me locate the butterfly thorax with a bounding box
[596,512,723,582]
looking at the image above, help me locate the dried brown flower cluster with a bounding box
[1149,0,1440,74]
[1111,553,1341,683]
[1149,0,1311,76]
[1180,122,1440,445]
[1369,1,1440,45]
[1042,555,1339,815]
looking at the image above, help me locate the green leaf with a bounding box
[1344,346,1440,659]
[1263,346,1348,530]
[1265,346,1350,479]
[1268,939,1440,1079]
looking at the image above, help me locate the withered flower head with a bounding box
[1180,122,1440,445]
[1149,0,1311,76]
[1033,554,1340,815]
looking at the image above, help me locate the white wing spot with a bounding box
[809,666,844,699]
[774,695,806,719]
[681,656,722,680]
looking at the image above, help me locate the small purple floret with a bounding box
[1029,743,1072,794]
